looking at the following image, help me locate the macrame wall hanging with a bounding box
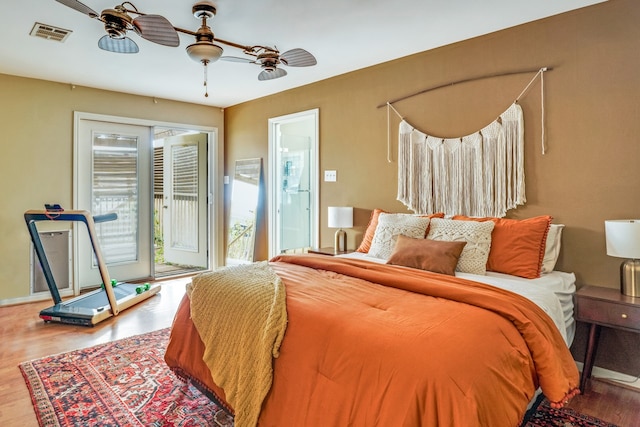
[383,67,548,218]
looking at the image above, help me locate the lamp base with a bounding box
[334,229,347,253]
[620,259,640,297]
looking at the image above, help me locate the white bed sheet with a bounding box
[339,252,576,346]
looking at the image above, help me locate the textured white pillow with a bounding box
[541,224,565,274]
[427,218,495,275]
[367,213,431,260]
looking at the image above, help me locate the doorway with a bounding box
[268,109,319,257]
[74,113,220,290]
[153,129,208,277]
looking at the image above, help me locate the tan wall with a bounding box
[0,74,223,301]
[224,0,640,373]
[226,0,640,289]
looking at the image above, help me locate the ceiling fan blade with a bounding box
[98,35,139,53]
[258,68,287,81]
[133,15,179,47]
[280,48,317,67]
[220,56,256,64]
[54,0,99,18]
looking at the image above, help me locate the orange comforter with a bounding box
[165,254,579,427]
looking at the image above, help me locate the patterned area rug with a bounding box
[21,327,618,427]
[522,397,619,427]
[19,328,233,427]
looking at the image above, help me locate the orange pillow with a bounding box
[387,235,467,276]
[356,210,444,253]
[356,209,387,253]
[452,215,552,279]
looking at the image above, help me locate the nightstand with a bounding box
[574,285,640,391]
[307,247,352,256]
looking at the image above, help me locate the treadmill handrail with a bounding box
[24,209,121,315]
[24,210,117,224]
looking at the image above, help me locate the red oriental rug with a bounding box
[20,327,619,427]
[521,397,619,427]
[19,328,232,427]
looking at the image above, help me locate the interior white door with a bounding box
[162,132,208,268]
[76,119,152,288]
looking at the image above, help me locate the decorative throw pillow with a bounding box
[357,208,387,253]
[541,224,565,274]
[387,235,467,276]
[356,209,444,253]
[367,213,431,260]
[427,218,495,275]
[452,215,552,279]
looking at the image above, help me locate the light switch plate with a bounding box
[324,170,337,182]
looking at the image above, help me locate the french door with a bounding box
[162,132,208,268]
[76,119,152,288]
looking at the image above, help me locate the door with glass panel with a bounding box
[268,109,319,256]
[76,119,152,288]
[162,132,208,268]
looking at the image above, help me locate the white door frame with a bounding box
[73,112,222,293]
[267,108,319,258]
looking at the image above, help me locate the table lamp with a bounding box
[605,219,640,297]
[328,206,353,253]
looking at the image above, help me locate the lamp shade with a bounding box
[605,220,640,259]
[328,206,353,229]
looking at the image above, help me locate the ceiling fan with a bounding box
[170,3,317,86]
[220,46,318,82]
[52,0,317,96]
[54,0,179,53]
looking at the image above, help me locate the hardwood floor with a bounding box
[0,276,190,426]
[570,378,640,427]
[1,277,639,426]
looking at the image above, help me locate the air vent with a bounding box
[30,22,72,43]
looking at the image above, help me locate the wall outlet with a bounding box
[324,170,337,182]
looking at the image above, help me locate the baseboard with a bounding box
[0,288,77,307]
[0,292,52,307]
[576,361,640,391]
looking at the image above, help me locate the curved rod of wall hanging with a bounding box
[377,67,551,108]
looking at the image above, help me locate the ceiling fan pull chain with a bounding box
[203,60,209,97]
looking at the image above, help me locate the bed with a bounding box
[165,214,580,427]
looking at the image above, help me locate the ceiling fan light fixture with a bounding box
[186,41,223,63]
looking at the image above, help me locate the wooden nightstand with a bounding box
[307,247,352,256]
[574,285,640,391]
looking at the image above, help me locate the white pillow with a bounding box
[427,218,495,275]
[541,224,565,274]
[367,213,431,260]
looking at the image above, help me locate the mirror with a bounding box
[226,158,262,265]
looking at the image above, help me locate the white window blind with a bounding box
[92,133,139,265]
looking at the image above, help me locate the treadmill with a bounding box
[24,205,161,326]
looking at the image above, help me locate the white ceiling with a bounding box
[1,0,605,108]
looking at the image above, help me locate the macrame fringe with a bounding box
[397,103,526,218]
